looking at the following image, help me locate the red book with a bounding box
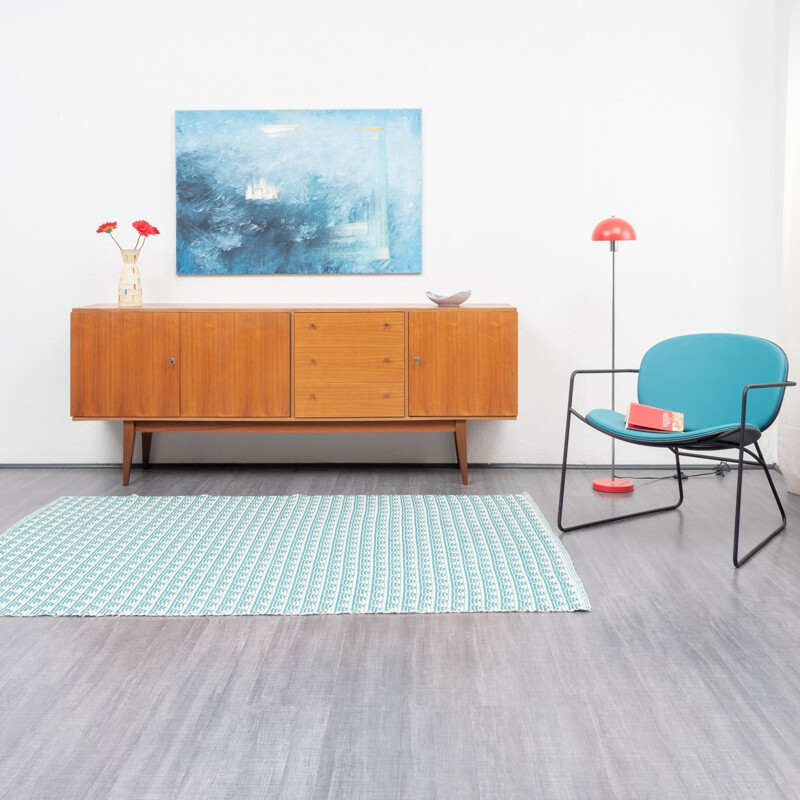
[625,402,684,432]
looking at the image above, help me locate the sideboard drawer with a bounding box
[295,381,405,418]
[295,312,404,348]
[294,347,404,382]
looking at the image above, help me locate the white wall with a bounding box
[780,0,800,492]
[0,0,788,466]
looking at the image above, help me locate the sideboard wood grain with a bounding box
[408,309,518,418]
[71,311,180,418]
[180,312,291,418]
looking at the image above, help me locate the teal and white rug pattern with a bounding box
[0,494,590,616]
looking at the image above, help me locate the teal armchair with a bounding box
[557,333,795,566]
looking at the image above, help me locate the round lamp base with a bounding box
[593,478,635,493]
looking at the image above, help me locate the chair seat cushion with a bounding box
[585,408,761,446]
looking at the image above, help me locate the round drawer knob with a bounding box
[384,322,389,327]
[310,358,316,364]
[384,392,390,398]
[310,393,315,399]
[168,358,176,366]
[383,357,390,363]
[413,357,421,365]
[309,323,316,329]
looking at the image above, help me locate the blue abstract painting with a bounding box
[175,109,421,275]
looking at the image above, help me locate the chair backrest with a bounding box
[637,333,788,432]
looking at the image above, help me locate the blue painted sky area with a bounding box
[175,110,421,274]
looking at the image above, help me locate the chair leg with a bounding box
[557,410,684,532]
[732,441,787,568]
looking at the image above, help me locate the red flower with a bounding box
[96,221,117,234]
[132,220,160,237]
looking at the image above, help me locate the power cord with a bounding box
[615,461,731,483]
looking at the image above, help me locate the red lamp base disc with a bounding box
[592,478,635,493]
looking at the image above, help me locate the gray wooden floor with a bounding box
[1,463,799,799]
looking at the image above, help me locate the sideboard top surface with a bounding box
[74,303,517,312]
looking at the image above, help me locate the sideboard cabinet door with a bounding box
[71,311,180,418]
[180,312,291,417]
[408,309,518,418]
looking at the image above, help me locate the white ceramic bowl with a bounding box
[425,290,472,307]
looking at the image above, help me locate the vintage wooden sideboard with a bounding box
[70,304,518,485]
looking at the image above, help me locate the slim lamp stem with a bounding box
[611,242,616,480]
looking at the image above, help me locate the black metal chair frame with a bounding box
[557,368,796,567]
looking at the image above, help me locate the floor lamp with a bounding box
[592,216,636,493]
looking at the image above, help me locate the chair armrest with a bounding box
[569,368,640,378]
[568,368,640,410]
[740,381,797,432]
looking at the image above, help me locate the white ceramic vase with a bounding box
[118,249,142,307]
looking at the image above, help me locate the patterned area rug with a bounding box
[0,493,590,616]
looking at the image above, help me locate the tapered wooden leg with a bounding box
[454,420,468,485]
[122,421,135,486]
[141,432,152,469]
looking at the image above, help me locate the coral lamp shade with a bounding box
[592,217,636,242]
